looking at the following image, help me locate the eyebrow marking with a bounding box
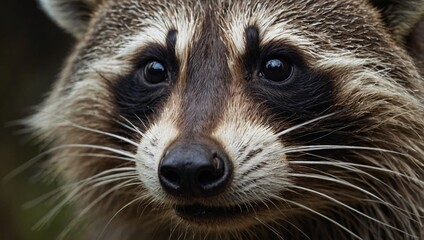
[245,26,260,70]
[166,29,178,71]
[166,29,178,57]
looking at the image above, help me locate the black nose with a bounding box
[158,139,232,198]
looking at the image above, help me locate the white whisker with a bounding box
[281,145,402,155]
[114,119,139,134]
[284,199,363,240]
[24,167,137,209]
[33,173,139,230]
[289,185,413,236]
[254,217,285,240]
[285,173,386,204]
[290,160,424,186]
[4,144,136,181]
[275,113,336,137]
[56,144,136,159]
[293,166,418,219]
[96,196,145,240]
[57,178,139,239]
[57,117,140,147]
[120,115,149,139]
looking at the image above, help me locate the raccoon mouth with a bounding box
[175,204,252,221]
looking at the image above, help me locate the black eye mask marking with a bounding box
[113,29,178,124]
[242,26,348,147]
[243,25,335,120]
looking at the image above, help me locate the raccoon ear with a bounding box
[38,0,103,38]
[370,0,424,42]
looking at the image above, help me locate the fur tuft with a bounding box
[370,0,424,41]
[38,0,103,38]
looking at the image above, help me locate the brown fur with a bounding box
[31,0,424,239]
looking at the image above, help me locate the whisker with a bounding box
[295,165,418,219]
[285,173,386,204]
[277,218,312,240]
[52,144,136,159]
[57,178,139,239]
[275,113,336,138]
[289,185,414,236]
[54,117,140,147]
[169,216,181,240]
[281,145,402,155]
[59,153,136,162]
[114,119,139,134]
[136,116,148,129]
[283,199,363,240]
[4,144,136,181]
[33,173,138,230]
[24,167,137,209]
[290,160,424,186]
[119,115,149,139]
[254,217,285,240]
[290,158,422,219]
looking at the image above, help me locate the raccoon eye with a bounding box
[259,58,293,82]
[143,60,168,84]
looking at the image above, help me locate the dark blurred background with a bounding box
[1,1,79,239]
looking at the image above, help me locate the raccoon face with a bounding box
[33,0,424,239]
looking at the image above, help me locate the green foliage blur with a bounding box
[0,1,83,239]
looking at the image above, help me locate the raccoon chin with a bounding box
[174,204,254,226]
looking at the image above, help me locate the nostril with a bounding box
[160,167,181,190]
[197,155,224,186]
[197,169,215,186]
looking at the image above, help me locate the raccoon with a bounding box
[30,0,424,239]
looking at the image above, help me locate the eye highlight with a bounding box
[144,60,168,84]
[258,58,293,82]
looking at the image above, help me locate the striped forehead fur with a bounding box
[40,0,419,87]
[71,0,422,92]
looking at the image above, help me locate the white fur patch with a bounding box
[213,121,291,202]
[118,25,168,57]
[135,99,180,200]
[211,97,292,205]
